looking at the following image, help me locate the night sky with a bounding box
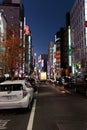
[22,0,75,58]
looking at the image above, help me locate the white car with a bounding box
[0,80,34,110]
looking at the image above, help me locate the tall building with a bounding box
[48,42,54,67]
[24,23,33,74]
[3,0,21,4]
[70,0,87,76]
[48,41,55,79]
[55,30,62,78]
[55,24,70,77]
[0,11,7,76]
[0,0,23,27]
[0,11,7,42]
[0,0,24,75]
[66,12,72,74]
[38,54,48,73]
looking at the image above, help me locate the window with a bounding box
[0,84,23,91]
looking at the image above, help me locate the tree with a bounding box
[0,26,20,79]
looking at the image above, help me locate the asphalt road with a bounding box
[0,108,30,130]
[0,83,87,130]
[32,84,87,130]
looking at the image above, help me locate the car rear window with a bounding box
[0,84,23,91]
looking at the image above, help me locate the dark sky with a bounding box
[22,0,75,57]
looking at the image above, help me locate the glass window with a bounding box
[0,84,23,91]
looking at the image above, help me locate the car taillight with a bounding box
[23,89,27,97]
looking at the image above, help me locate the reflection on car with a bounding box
[0,80,34,110]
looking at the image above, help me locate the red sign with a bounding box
[25,25,30,35]
[85,21,87,27]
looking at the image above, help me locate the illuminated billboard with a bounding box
[25,25,30,35]
[54,50,61,63]
[20,21,22,39]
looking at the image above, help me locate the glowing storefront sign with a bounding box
[41,60,44,67]
[68,26,72,66]
[20,21,22,39]
[25,25,29,35]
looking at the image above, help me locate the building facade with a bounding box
[24,24,33,74]
[70,0,87,76]
[0,11,7,76]
[38,54,48,74]
[48,41,55,79]
[0,0,33,77]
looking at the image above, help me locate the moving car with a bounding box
[0,80,34,110]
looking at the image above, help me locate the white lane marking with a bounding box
[27,99,37,130]
[0,120,10,129]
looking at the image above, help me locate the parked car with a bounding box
[84,75,87,83]
[0,80,34,110]
[63,76,72,88]
[56,77,64,86]
[25,77,38,92]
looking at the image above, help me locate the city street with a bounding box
[0,0,87,130]
[0,83,87,130]
[32,83,87,130]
